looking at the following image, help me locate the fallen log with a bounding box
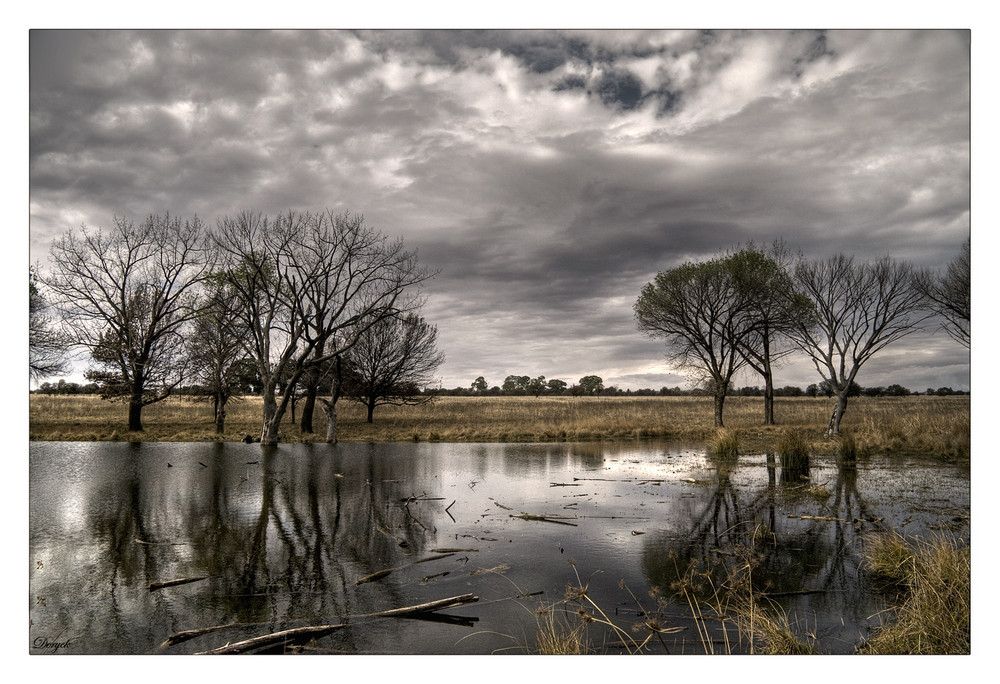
[356,553,456,584]
[787,514,849,523]
[194,624,347,655]
[411,553,455,564]
[369,593,478,618]
[160,622,240,647]
[510,513,578,527]
[355,568,394,585]
[149,576,209,591]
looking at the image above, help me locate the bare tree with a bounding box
[212,210,432,445]
[29,264,71,383]
[343,313,444,423]
[727,243,814,425]
[46,215,210,431]
[635,256,755,427]
[789,254,930,436]
[915,238,970,348]
[185,276,252,433]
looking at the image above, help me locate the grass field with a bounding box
[28,394,970,458]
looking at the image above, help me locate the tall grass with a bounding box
[859,531,971,654]
[29,394,970,458]
[674,525,819,655]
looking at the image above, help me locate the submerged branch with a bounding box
[148,576,209,591]
[194,624,347,654]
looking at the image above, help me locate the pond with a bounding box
[28,440,969,655]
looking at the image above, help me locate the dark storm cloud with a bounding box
[28,29,971,391]
[594,69,644,110]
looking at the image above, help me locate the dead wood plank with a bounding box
[193,624,347,655]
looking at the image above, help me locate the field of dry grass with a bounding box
[28,393,970,458]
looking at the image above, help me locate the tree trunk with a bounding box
[324,401,338,443]
[300,384,317,434]
[761,332,775,425]
[713,388,726,427]
[261,387,280,445]
[129,377,144,431]
[215,398,227,434]
[826,393,849,436]
[366,401,375,424]
[763,373,775,425]
[128,399,143,432]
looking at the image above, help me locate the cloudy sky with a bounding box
[28,27,972,392]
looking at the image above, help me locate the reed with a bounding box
[29,394,969,458]
[679,525,819,655]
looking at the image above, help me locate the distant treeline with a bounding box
[423,382,968,398]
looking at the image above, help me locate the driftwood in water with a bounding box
[193,594,479,653]
[355,568,395,585]
[194,624,347,655]
[149,576,209,591]
[355,553,456,584]
[369,593,478,618]
[160,622,240,647]
[510,513,579,527]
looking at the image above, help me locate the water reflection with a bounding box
[29,441,969,655]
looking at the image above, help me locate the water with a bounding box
[28,440,969,655]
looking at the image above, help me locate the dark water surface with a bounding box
[28,441,969,655]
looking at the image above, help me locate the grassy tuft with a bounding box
[709,428,739,457]
[860,531,970,654]
[837,429,872,462]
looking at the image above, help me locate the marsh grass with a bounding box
[859,531,970,654]
[523,562,684,655]
[29,394,969,458]
[708,428,739,457]
[675,525,819,655]
[776,429,810,468]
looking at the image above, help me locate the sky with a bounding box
[27,25,974,393]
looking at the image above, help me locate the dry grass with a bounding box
[675,525,819,655]
[28,394,969,458]
[859,531,971,654]
[708,428,740,457]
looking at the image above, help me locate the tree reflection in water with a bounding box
[29,440,969,655]
[640,450,890,653]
